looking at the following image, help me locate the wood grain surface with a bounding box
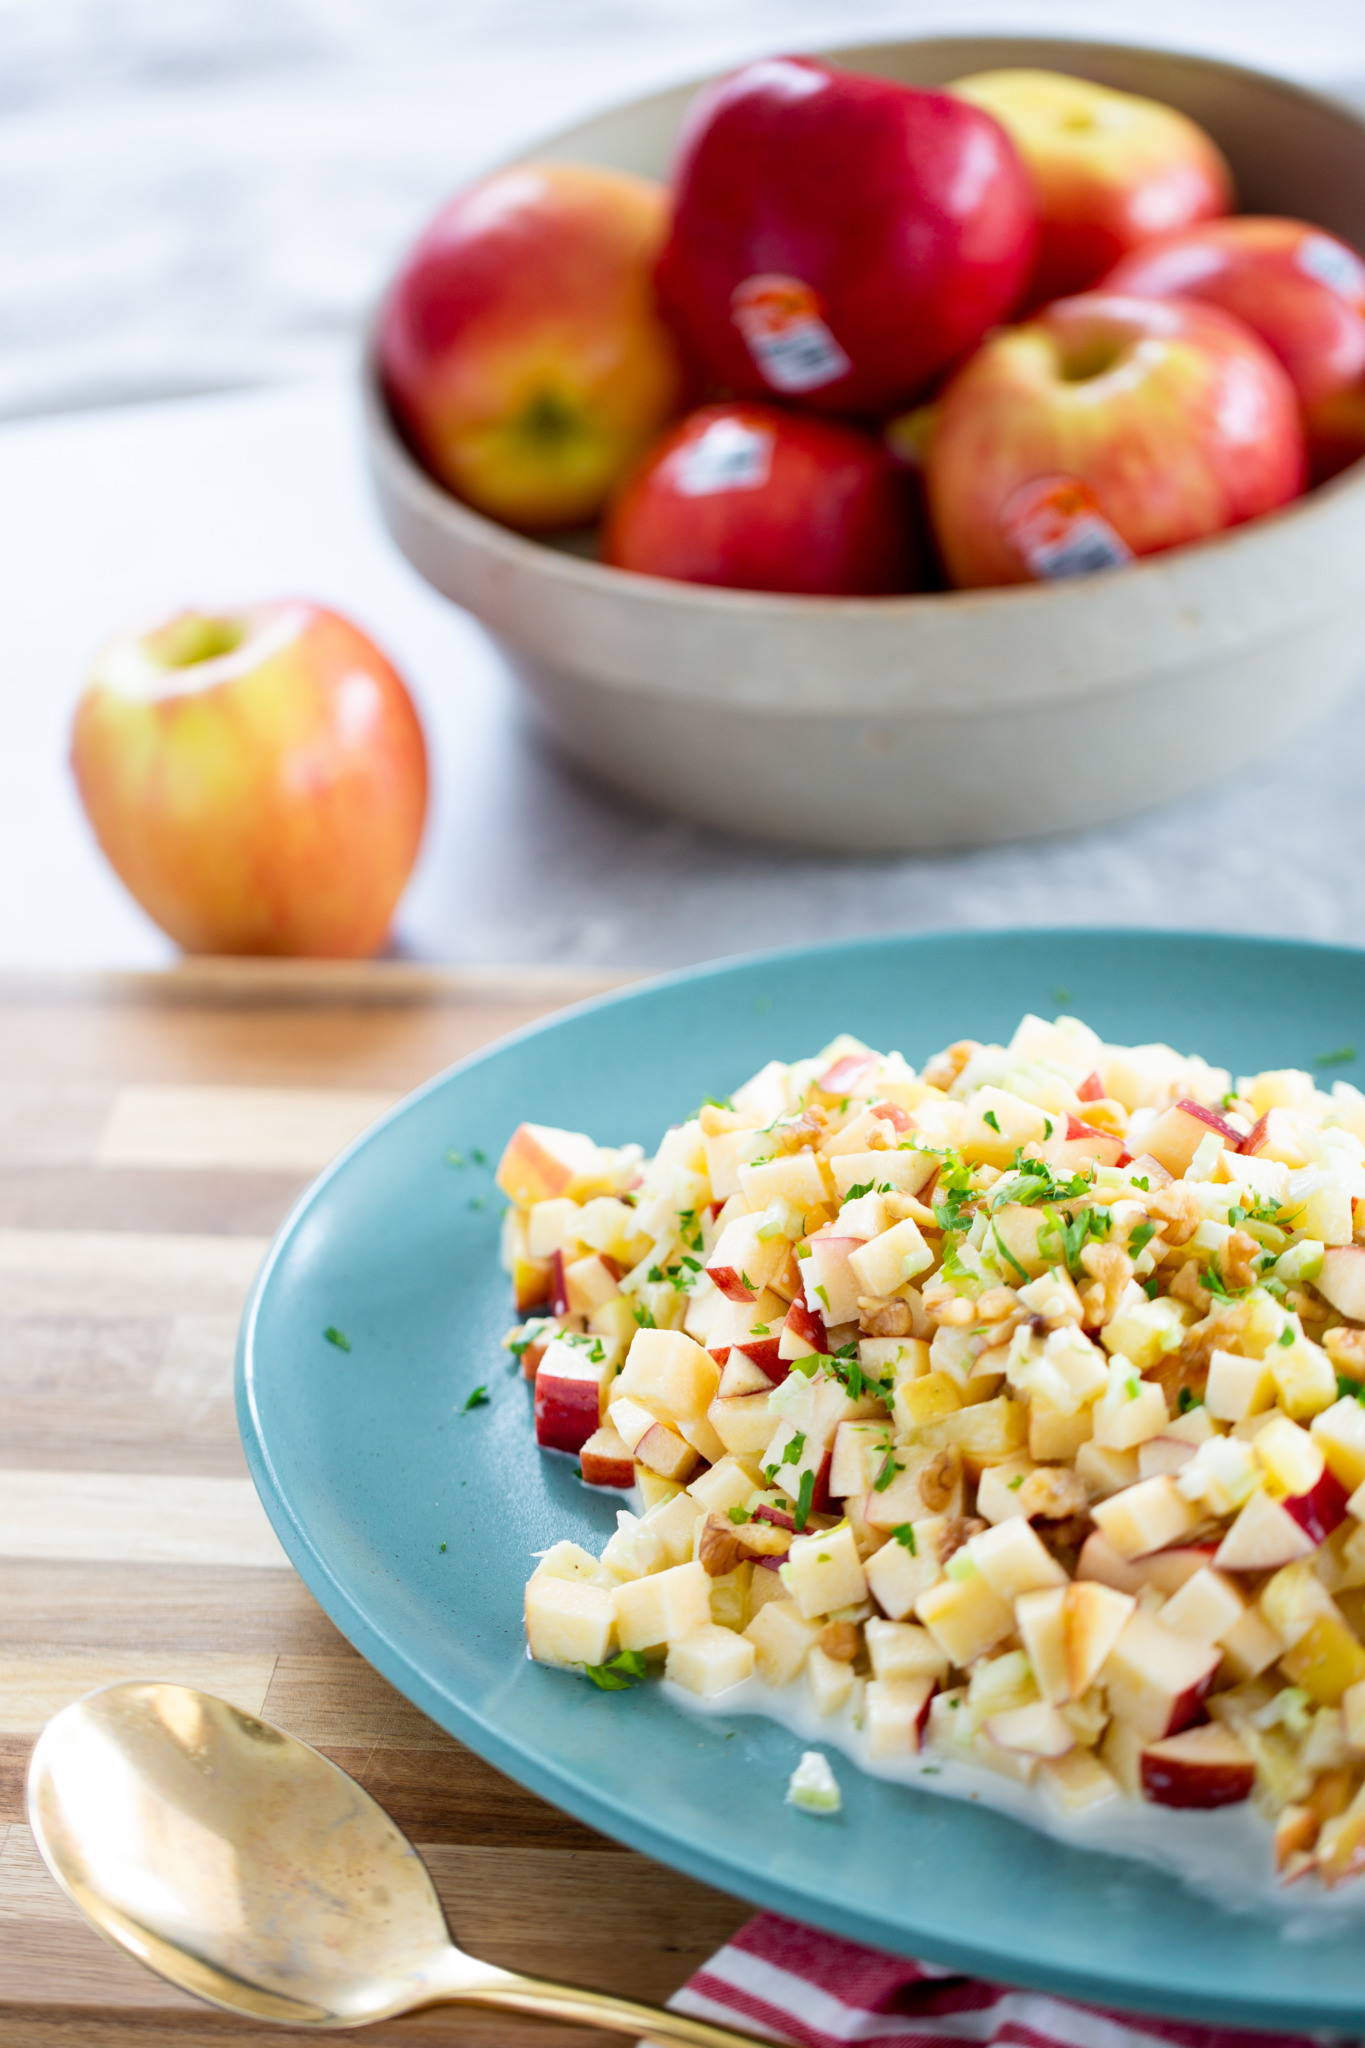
[0,964,749,2046]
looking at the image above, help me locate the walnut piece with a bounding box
[1079,1242,1132,1327]
[1146,1181,1201,1246]
[772,1105,827,1153]
[1169,1259,1212,1316]
[921,1040,980,1093]
[698,1515,747,1577]
[936,1514,986,1561]
[818,1620,861,1662]
[1017,1465,1090,1520]
[859,1297,915,1338]
[919,1448,964,1514]
[1222,1228,1261,1294]
[1326,1325,1365,1373]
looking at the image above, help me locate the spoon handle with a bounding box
[432,1956,778,2048]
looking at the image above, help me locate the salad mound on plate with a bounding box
[495,1014,1365,1887]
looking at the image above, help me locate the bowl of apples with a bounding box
[363,36,1365,853]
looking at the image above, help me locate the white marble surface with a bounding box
[4,0,1365,970]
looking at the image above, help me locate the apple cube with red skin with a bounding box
[818,1049,882,1095]
[1213,1487,1316,1571]
[534,1339,617,1454]
[578,1425,636,1488]
[705,1214,793,1303]
[1317,1247,1365,1323]
[706,1288,787,1366]
[1282,1467,1351,1546]
[1239,1107,1315,1167]
[1142,1100,1242,1179]
[1102,1611,1220,1740]
[780,1299,830,1359]
[497,1123,608,1207]
[1042,1115,1127,1171]
[614,1327,719,1427]
[717,1351,774,1397]
[1140,1725,1255,1809]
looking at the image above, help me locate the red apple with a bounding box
[603,402,917,595]
[579,1424,635,1488]
[1283,1468,1351,1547]
[657,56,1037,416]
[926,293,1305,590]
[950,68,1232,304]
[1102,1612,1220,1740]
[1143,1099,1242,1179]
[1043,1114,1127,1171]
[781,1299,830,1359]
[1140,1724,1255,1808]
[71,603,427,958]
[1103,216,1365,481]
[379,163,686,531]
[534,1344,616,1455]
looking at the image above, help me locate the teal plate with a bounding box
[238,929,1365,2031]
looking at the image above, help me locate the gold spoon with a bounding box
[27,1681,772,2042]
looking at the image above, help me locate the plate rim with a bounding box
[237,924,1365,2027]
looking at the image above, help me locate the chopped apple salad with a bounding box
[495,1015,1365,1887]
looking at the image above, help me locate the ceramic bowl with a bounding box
[362,36,1365,853]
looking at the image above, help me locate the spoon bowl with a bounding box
[26,1682,762,2043]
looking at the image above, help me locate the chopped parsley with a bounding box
[445,1149,465,1167]
[468,1193,488,1211]
[1128,1219,1157,1258]
[1176,1388,1203,1414]
[462,1385,490,1411]
[991,1154,1093,1212]
[1008,1474,1025,1491]
[323,1325,351,1352]
[727,1504,752,1524]
[1337,1373,1365,1405]
[813,1284,831,1310]
[983,1109,1001,1134]
[470,1147,487,1165]
[1315,1047,1357,1068]
[1200,1263,1235,1303]
[873,1449,899,1493]
[439,1541,447,1553]
[1278,1326,1296,1348]
[781,1432,807,1468]
[794,1467,816,1532]
[991,1221,1030,1283]
[1131,1175,1150,1192]
[1053,987,1072,1006]
[583,1650,649,1690]
[892,1524,917,1552]
[1038,1200,1110,1277]
[632,1302,657,1329]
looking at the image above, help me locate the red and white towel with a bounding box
[669,1914,1321,2048]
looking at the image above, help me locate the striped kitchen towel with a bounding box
[668,1914,1321,2048]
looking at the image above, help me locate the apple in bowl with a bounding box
[71,603,428,957]
[1102,216,1365,480]
[379,163,686,531]
[923,292,1306,588]
[657,55,1038,416]
[949,68,1233,303]
[603,402,921,595]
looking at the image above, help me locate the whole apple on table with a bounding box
[380,54,1365,595]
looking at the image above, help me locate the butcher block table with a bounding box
[0,962,749,2046]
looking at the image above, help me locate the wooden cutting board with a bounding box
[0,962,749,2046]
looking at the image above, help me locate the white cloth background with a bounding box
[5,0,1365,969]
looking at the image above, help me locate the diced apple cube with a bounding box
[1092,1357,1169,1452]
[1091,1476,1200,1560]
[615,1560,712,1651]
[984,1700,1075,1758]
[784,1523,867,1619]
[535,1338,618,1454]
[1214,1488,1316,1571]
[959,1086,1050,1168]
[916,1560,1014,1666]
[968,1517,1068,1603]
[688,1455,762,1516]
[526,1196,584,1259]
[1317,1245,1365,1321]
[665,1623,756,1699]
[1100,1295,1194,1373]
[865,1530,944,1621]
[1254,1414,1326,1497]
[738,1149,828,1213]
[579,1425,635,1488]
[893,1372,963,1434]
[633,1421,699,1484]
[865,1676,936,1759]
[525,1573,618,1669]
[531,1540,599,1582]
[1101,1612,1220,1740]
[848,1217,934,1298]
[914,1397,1029,1473]
[1159,1566,1246,1644]
[830,1420,892,1499]
[989,1204,1050,1278]
[800,1234,867,1325]
[1341,1677,1365,1753]
[1015,1586,1069,1705]
[1280,1614,1365,1706]
[1075,1440,1140,1499]
[599,1509,666,1581]
[1271,1334,1338,1421]
[561,1253,620,1317]
[636,1470,684,1513]
[1205,1348,1276,1424]
[1143,1100,1239,1178]
[498,1123,617,1206]
[806,1643,857,1717]
[743,1598,821,1685]
[1218,1603,1284,1680]
[1066,1580,1136,1698]
[701,1118,766,1201]
[1140,1724,1255,1808]
[707,1393,776,1458]
[1297,1183,1354,1246]
[615,1327,720,1426]
[642,1489,706,1567]
[1313,1397,1365,1491]
[864,1618,950,1683]
[1038,1748,1121,1814]
[706,1213,791,1303]
[717,1352,773,1397]
[830,1149,936,1199]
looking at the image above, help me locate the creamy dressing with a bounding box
[662,1674,1365,1933]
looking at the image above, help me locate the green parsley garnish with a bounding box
[462,1385,490,1411]
[781,1433,807,1467]
[468,1193,488,1211]
[1315,1047,1357,1068]
[439,1541,447,1553]
[873,1449,899,1493]
[323,1326,351,1352]
[892,1524,917,1552]
[983,1109,1001,1134]
[1007,1474,1025,1491]
[1128,1219,1156,1258]
[445,1149,465,1167]
[632,1302,657,1329]
[1278,1326,1296,1348]
[1176,1387,1203,1414]
[583,1650,649,1690]
[1131,1175,1150,1192]
[1337,1373,1365,1404]
[794,1467,816,1532]
[727,1504,752,1524]
[1053,987,1072,1006]
[470,1146,487,1165]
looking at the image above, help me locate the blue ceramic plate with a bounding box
[238,929,1365,2031]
